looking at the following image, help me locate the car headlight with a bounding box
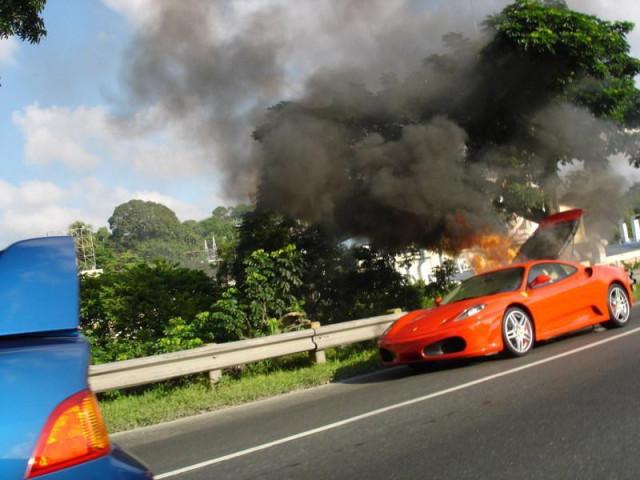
[455,304,486,321]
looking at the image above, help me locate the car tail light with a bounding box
[26,389,111,478]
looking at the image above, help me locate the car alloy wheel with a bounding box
[603,284,630,328]
[502,307,534,356]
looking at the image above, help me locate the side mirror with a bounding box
[434,297,442,306]
[529,274,552,289]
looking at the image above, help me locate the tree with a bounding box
[109,200,182,247]
[329,246,423,323]
[1,0,47,86]
[217,209,296,285]
[220,210,426,325]
[0,0,46,43]
[475,0,640,218]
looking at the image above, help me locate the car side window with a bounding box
[527,263,556,288]
[527,264,547,288]
[556,263,578,279]
[527,262,577,289]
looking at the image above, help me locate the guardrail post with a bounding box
[209,369,222,385]
[310,321,326,364]
[311,349,326,364]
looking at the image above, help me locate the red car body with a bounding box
[379,210,633,366]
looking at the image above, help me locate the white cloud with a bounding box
[0,37,18,65]
[12,104,106,170]
[0,179,66,208]
[101,0,157,26]
[0,180,80,245]
[0,177,209,249]
[12,103,217,179]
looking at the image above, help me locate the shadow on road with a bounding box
[335,357,489,385]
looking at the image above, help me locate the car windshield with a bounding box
[441,267,525,304]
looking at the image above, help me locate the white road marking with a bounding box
[155,325,640,479]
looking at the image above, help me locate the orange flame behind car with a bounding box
[465,233,518,273]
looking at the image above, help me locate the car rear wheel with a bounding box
[602,284,630,329]
[502,307,534,357]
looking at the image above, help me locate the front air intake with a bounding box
[424,337,466,356]
[379,348,396,363]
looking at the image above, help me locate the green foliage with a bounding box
[80,260,217,363]
[208,245,305,340]
[109,200,182,248]
[327,246,422,323]
[219,209,295,284]
[157,314,213,353]
[208,288,248,340]
[425,259,458,299]
[480,0,640,213]
[487,1,639,81]
[78,201,433,362]
[222,211,427,325]
[0,0,46,44]
[94,201,253,270]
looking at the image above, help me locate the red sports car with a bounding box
[378,210,633,367]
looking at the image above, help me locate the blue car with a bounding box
[0,237,153,479]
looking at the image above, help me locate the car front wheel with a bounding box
[602,284,631,329]
[502,307,534,357]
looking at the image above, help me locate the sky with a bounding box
[0,0,639,249]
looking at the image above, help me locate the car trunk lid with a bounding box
[0,236,78,337]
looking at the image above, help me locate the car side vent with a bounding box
[585,267,593,278]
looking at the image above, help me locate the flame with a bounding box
[466,233,518,274]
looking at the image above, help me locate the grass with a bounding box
[99,342,384,433]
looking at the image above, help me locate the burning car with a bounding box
[378,209,632,366]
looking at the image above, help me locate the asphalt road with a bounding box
[115,309,640,480]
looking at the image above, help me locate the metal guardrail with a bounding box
[88,312,405,393]
[88,250,640,393]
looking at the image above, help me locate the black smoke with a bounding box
[114,0,636,250]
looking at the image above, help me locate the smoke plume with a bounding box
[114,0,637,250]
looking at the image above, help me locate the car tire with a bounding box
[502,307,534,357]
[601,284,631,329]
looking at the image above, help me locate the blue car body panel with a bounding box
[0,237,78,336]
[0,237,152,479]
